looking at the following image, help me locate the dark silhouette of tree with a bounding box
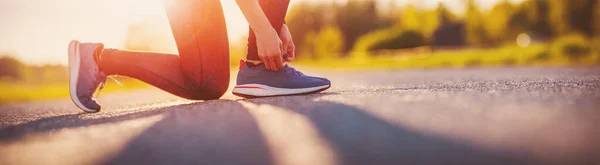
[567,0,598,36]
[527,0,554,38]
[549,0,598,36]
[286,2,327,58]
[433,23,466,47]
[370,30,426,50]
[433,3,465,47]
[335,0,380,53]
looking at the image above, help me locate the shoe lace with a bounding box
[95,76,121,98]
[284,65,304,77]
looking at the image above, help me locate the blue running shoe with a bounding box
[233,60,331,98]
[68,40,107,112]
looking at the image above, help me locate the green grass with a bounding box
[0,79,149,104]
[297,44,600,69]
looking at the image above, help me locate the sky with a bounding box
[0,0,516,65]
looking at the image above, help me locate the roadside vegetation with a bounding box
[2,0,599,103]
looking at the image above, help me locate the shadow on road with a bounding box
[1,94,538,165]
[244,95,534,165]
[105,100,274,165]
[0,102,199,142]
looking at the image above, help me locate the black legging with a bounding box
[98,0,290,100]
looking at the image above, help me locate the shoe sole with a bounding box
[68,40,99,113]
[232,84,331,98]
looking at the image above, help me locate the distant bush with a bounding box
[352,28,427,57]
[313,26,345,59]
[433,22,466,47]
[551,34,593,60]
[352,28,397,53]
[370,30,427,50]
[302,26,345,60]
[0,56,25,80]
[533,51,551,61]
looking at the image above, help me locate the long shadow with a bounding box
[245,96,537,165]
[104,100,273,165]
[0,102,200,142]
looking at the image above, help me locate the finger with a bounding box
[273,54,284,69]
[279,44,286,66]
[281,43,288,54]
[286,45,295,62]
[268,57,279,71]
[260,55,272,70]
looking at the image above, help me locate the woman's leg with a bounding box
[98,0,230,100]
[246,0,291,61]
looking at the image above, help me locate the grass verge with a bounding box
[296,44,600,69]
[0,79,149,105]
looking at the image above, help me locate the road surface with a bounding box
[1,68,599,165]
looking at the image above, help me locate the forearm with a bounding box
[235,0,276,36]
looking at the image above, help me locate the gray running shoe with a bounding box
[68,40,106,112]
[233,60,331,98]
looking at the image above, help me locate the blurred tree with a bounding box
[596,1,600,37]
[548,0,598,36]
[0,55,25,80]
[370,30,426,50]
[436,3,457,26]
[465,0,491,45]
[432,3,465,48]
[507,6,531,38]
[528,0,553,38]
[286,2,327,58]
[485,0,515,43]
[352,28,400,53]
[335,0,380,53]
[433,22,466,47]
[399,4,422,31]
[548,0,568,35]
[308,26,345,59]
[568,0,598,37]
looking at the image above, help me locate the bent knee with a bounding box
[185,83,229,100]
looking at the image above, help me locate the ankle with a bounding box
[246,60,262,64]
[246,60,263,68]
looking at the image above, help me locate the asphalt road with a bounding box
[1,68,599,165]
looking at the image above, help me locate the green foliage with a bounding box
[398,4,422,31]
[314,26,345,59]
[351,28,397,59]
[548,0,598,36]
[370,30,426,51]
[0,79,148,104]
[0,56,148,103]
[302,26,345,60]
[334,0,380,53]
[550,34,595,60]
[285,0,598,59]
[465,0,490,45]
[485,0,515,43]
[286,2,328,58]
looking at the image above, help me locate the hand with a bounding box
[279,24,295,62]
[255,29,285,71]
